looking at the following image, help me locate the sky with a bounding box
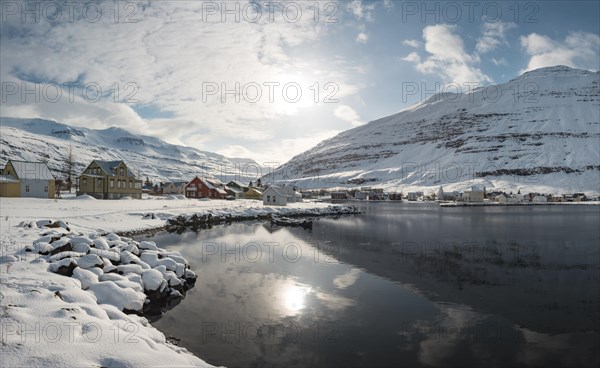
[1,0,599,165]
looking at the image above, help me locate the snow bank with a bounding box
[1,225,209,368]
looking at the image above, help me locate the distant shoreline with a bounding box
[439,201,600,207]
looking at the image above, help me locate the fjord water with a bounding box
[143,203,600,368]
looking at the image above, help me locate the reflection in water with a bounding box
[282,283,310,314]
[140,203,600,368]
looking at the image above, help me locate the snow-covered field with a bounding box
[0,195,341,368]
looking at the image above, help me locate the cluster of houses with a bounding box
[0,159,594,205]
[304,185,593,203]
[0,159,304,206]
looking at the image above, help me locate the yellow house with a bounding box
[0,160,56,198]
[244,187,263,200]
[77,160,142,199]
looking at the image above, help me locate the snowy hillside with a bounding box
[0,117,258,184]
[265,66,600,195]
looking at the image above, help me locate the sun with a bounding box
[283,284,310,312]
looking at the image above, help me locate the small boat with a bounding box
[271,216,313,229]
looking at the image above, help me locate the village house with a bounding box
[263,186,288,206]
[225,186,245,199]
[331,191,348,200]
[282,185,303,203]
[354,191,368,200]
[162,181,188,195]
[496,194,517,204]
[184,177,226,199]
[77,160,142,199]
[407,192,423,201]
[462,187,484,203]
[532,195,548,203]
[244,187,263,200]
[0,160,55,198]
[226,180,249,192]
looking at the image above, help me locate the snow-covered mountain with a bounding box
[0,117,258,184]
[264,66,600,195]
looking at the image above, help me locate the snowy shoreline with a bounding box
[0,195,351,368]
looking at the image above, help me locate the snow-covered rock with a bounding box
[77,254,104,269]
[88,281,146,312]
[139,240,158,251]
[141,269,165,291]
[92,238,110,250]
[72,267,99,290]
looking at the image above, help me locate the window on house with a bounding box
[83,179,87,187]
[110,179,114,189]
[120,168,124,176]
[97,178,102,186]
[25,185,30,192]
[273,197,276,203]
[44,187,48,193]
[117,180,121,189]
[129,181,133,189]
[267,195,271,202]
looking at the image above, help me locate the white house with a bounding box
[496,194,517,204]
[462,186,484,203]
[263,186,288,206]
[0,160,56,198]
[532,195,548,203]
[282,185,302,203]
[514,193,529,203]
[407,192,423,201]
[163,181,187,195]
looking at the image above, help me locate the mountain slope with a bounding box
[0,118,258,184]
[265,66,600,194]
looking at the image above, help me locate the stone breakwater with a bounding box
[21,220,196,318]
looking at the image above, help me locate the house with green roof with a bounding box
[77,160,142,199]
[0,160,56,198]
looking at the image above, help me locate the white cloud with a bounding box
[402,39,421,48]
[333,268,361,289]
[334,105,363,127]
[403,24,491,85]
[346,0,376,22]
[0,1,365,163]
[402,52,421,63]
[491,57,507,66]
[475,21,516,54]
[356,32,369,44]
[382,0,394,10]
[520,32,600,71]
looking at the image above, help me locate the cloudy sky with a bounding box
[1,0,598,164]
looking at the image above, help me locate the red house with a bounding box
[184,176,226,199]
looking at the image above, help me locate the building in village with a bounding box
[262,186,289,206]
[77,160,142,199]
[0,160,55,198]
[184,177,227,199]
[244,187,263,200]
[162,181,188,195]
[226,181,249,193]
[261,185,302,206]
[462,187,484,203]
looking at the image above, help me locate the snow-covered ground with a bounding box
[0,195,341,368]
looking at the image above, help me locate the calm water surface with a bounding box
[139,203,600,368]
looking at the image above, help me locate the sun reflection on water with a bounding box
[282,284,311,313]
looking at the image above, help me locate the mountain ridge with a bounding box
[0,117,258,184]
[263,66,600,195]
